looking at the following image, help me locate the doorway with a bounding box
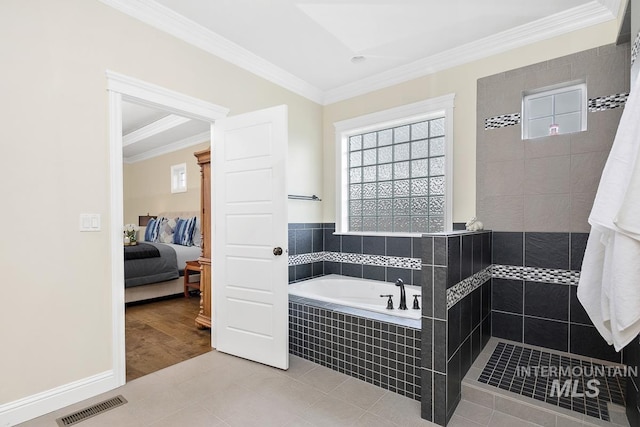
[107,70,229,386]
[121,99,212,381]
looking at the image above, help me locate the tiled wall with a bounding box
[289,296,421,400]
[625,336,640,426]
[476,44,630,367]
[490,231,622,364]
[477,43,630,233]
[420,231,492,425]
[288,223,422,286]
[288,223,324,282]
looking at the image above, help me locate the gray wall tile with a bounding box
[524,156,570,195]
[524,134,570,159]
[570,109,621,154]
[523,194,571,232]
[476,125,524,164]
[477,160,525,197]
[477,195,523,231]
[570,151,609,194]
[570,192,596,233]
[477,43,628,234]
[523,63,571,91]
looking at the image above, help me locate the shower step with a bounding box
[461,338,629,427]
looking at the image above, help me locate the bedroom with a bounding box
[122,100,212,380]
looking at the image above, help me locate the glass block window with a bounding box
[347,117,446,233]
[522,82,587,139]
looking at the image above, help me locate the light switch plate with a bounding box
[80,214,101,231]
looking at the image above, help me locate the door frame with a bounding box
[106,70,228,385]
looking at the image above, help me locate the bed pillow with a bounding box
[192,217,202,247]
[174,216,197,246]
[158,217,178,243]
[143,217,161,242]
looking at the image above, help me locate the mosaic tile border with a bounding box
[288,251,422,270]
[588,93,629,112]
[491,264,580,285]
[478,342,625,421]
[632,31,639,67]
[484,113,520,130]
[484,91,629,131]
[446,267,492,309]
[447,265,580,309]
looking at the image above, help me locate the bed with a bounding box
[124,211,202,303]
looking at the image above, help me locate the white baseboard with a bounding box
[0,370,119,427]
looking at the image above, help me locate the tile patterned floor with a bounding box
[16,338,634,426]
[478,342,625,422]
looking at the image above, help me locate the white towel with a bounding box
[578,69,640,351]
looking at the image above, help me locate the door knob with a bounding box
[273,247,283,256]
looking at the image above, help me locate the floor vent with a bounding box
[55,395,127,426]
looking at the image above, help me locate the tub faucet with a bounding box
[396,278,408,310]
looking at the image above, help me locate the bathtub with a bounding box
[289,274,422,319]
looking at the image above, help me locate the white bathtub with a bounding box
[289,274,422,319]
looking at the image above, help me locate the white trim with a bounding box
[106,71,225,415]
[0,371,117,427]
[521,82,588,139]
[108,90,126,389]
[99,0,324,104]
[100,0,616,106]
[124,131,210,164]
[106,70,229,121]
[123,114,191,146]
[333,95,455,235]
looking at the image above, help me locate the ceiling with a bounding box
[113,0,622,161]
[103,0,621,104]
[122,101,209,163]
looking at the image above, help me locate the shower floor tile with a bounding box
[477,341,626,422]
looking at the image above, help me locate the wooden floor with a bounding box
[125,294,212,382]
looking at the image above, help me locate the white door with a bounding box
[213,105,289,369]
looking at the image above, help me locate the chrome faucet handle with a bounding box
[380,294,394,310]
[412,294,421,310]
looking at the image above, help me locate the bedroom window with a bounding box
[171,163,187,193]
[522,82,587,139]
[334,95,454,235]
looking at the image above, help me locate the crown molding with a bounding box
[100,0,324,104]
[324,1,617,104]
[124,131,210,164]
[103,1,618,107]
[123,114,190,146]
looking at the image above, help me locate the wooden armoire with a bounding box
[194,148,211,329]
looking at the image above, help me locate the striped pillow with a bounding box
[173,216,197,246]
[143,217,162,242]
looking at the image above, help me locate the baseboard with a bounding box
[0,370,119,427]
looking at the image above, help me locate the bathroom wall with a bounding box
[421,231,492,425]
[476,43,630,363]
[288,223,421,286]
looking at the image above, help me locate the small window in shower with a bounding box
[522,82,587,140]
